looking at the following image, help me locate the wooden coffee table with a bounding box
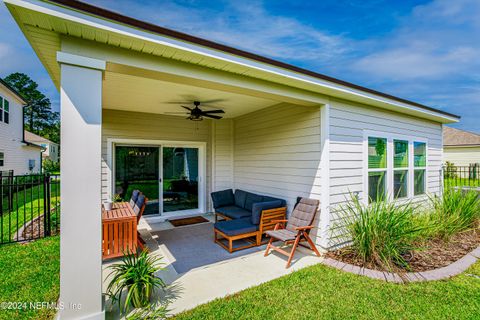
[102,202,137,260]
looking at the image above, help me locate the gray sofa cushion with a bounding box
[262,196,287,207]
[234,189,248,208]
[244,192,263,211]
[251,200,283,225]
[214,217,258,236]
[211,189,234,209]
[216,206,252,219]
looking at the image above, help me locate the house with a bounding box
[443,126,480,166]
[4,0,460,319]
[0,78,42,175]
[24,130,59,162]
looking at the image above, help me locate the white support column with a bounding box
[318,103,331,249]
[58,53,105,320]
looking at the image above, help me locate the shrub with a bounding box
[341,197,423,270]
[428,188,480,239]
[107,250,166,312]
[43,159,60,174]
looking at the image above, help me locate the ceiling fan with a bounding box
[165,100,225,121]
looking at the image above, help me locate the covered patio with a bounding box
[102,216,322,316]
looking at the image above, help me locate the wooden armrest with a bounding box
[295,226,313,231]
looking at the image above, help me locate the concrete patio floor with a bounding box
[103,214,324,318]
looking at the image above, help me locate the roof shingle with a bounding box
[443,126,480,146]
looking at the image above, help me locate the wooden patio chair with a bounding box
[264,197,321,268]
[132,193,148,251]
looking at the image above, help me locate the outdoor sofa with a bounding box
[211,189,287,253]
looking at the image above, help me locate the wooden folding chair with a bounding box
[132,193,148,251]
[264,197,321,268]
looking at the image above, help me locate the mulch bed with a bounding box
[21,214,59,241]
[325,228,480,272]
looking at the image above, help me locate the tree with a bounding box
[2,73,60,143]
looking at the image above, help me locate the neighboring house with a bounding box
[0,78,42,175]
[24,130,59,162]
[4,0,460,319]
[443,126,480,166]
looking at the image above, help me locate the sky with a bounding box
[0,0,479,133]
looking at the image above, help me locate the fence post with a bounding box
[44,173,51,237]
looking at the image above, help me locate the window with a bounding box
[3,100,8,124]
[28,159,35,171]
[366,134,427,202]
[414,142,427,195]
[393,140,408,199]
[0,153,4,167]
[0,97,3,122]
[368,137,387,202]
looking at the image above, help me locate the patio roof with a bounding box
[5,0,460,123]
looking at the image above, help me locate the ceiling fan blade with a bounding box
[164,112,189,114]
[200,99,226,104]
[164,101,190,104]
[202,109,225,114]
[181,106,193,111]
[202,114,223,120]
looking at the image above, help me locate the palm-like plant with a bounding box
[107,250,166,312]
[341,196,423,270]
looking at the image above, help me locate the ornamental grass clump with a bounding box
[107,250,166,313]
[342,197,423,270]
[428,188,480,240]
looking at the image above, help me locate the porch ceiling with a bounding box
[103,70,284,118]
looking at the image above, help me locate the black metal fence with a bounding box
[0,173,60,245]
[444,164,480,188]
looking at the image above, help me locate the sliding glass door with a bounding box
[115,146,160,215]
[162,147,199,212]
[114,144,200,216]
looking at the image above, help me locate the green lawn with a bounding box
[175,261,480,320]
[0,236,60,320]
[445,177,480,188]
[1,183,60,243]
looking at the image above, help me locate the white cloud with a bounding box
[91,0,352,64]
[352,0,480,80]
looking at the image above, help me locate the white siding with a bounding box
[233,103,322,239]
[328,99,443,247]
[0,86,41,175]
[101,109,213,209]
[444,146,480,166]
[212,119,233,191]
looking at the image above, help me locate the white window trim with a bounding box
[363,130,428,205]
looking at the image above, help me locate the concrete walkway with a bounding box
[103,216,323,318]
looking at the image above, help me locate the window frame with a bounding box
[367,137,388,203]
[363,131,428,204]
[0,152,4,167]
[413,141,427,196]
[0,94,9,124]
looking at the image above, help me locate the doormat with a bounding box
[169,216,210,227]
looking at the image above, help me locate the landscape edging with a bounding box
[322,245,480,283]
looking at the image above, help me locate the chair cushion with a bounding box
[216,206,252,219]
[214,218,258,236]
[244,192,263,212]
[251,200,283,225]
[211,189,234,209]
[265,229,297,241]
[129,190,140,207]
[234,189,248,208]
[286,198,320,232]
[133,194,146,215]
